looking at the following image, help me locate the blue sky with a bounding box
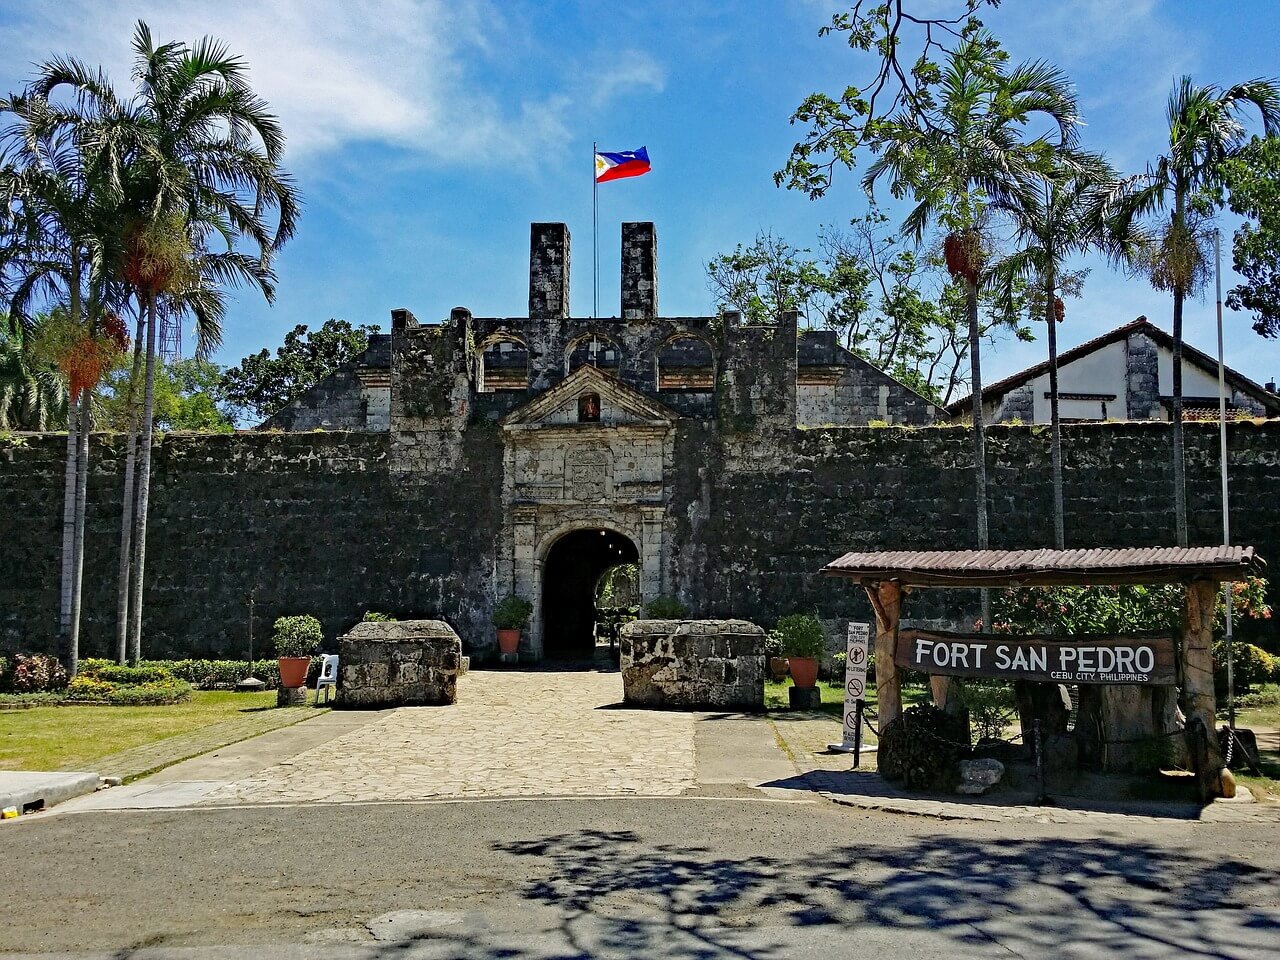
[2,0,1278,390]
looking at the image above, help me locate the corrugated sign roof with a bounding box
[822,546,1259,587]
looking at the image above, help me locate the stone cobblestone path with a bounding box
[200,671,696,805]
[64,705,322,782]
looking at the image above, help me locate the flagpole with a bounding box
[1215,227,1235,729]
[592,141,599,319]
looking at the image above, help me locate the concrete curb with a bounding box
[0,771,101,815]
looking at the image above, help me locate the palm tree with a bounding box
[990,153,1144,547]
[1117,77,1280,546]
[1,76,130,676]
[862,31,1078,629]
[108,21,297,663]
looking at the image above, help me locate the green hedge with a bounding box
[89,664,174,685]
[78,657,323,689]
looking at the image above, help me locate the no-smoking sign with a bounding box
[830,622,871,755]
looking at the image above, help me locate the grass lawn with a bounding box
[0,689,277,772]
[763,678,932,718]
[1231,684,1280,801]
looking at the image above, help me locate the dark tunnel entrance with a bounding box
[542,528,640,660]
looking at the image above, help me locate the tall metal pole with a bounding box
[592,141,599,319]
[1215,227,1235,729]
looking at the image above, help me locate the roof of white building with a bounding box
[945,317,1280,417]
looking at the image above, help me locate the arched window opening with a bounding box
[567,334,621,374]
[479,337,528,392]
[657,336,714,391]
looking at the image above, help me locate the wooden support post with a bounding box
[931,675,960,713]
[1182,578,1229,799]
[865,581,903,733]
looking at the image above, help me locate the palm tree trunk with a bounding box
[68,386,91,677]
[127,294,159,665]
[59,243,84,665]
[1171,193,1188,547]
[58,392,79,653]
[1046,265,1064,549]
[115,309,145,665]
[967,277,990,632]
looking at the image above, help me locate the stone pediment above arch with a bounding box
[501,365,678,430]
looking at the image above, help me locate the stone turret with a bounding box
[621,221,657,321]
[529,222,570,319]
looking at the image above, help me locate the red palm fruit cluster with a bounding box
[943,232,980,284]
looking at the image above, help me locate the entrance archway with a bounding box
[541,528,640,660]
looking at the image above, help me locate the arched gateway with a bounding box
[499,363,678,660]
[540,527,640,659]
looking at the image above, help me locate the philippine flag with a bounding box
[595,146,651,183]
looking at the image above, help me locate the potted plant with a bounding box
[775,614,825,689]
[273,615,322,688]
[765,630,789,682]
[493,594,533,656]
[643,596,688,619]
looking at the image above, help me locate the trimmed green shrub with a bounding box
[774,614,826,658]
[64,674,193,705]
[643,596,688,619]
[493,594,533,630]
[89,664,174,685]
[956,680,1018,743]
[764,631,784,658]
[362,611,397,622]
[1215,641,1276,693]
[273,615,323,657]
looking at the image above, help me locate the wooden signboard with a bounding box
[895,629,1176,685]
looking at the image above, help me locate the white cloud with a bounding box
[0,0,664,168]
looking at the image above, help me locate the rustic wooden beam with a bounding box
[1182,578,1230,800]
[865,581,903,733]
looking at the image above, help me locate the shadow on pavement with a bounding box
[472,829,1279,960]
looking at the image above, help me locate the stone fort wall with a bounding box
[2,420,1277,659]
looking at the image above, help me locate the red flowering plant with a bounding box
[991,576,1271,636]
[991,576,1274,691]
[0,653,69,693]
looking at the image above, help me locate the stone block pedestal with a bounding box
[620,619,765,709]
[788,686,822,710]
[277,686,307,707]
[337,620,462,708]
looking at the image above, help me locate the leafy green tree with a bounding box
[1116,77,1280,546]
[776,1,1002,197]
[99,357,233,433]
[1219,135,1280,337]
[221,319,377,423]
[706,218,1031,405]
[0,314,66,430]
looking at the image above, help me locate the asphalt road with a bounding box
[3,796,1278,959]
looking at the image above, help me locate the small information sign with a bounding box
[829,622,870,762]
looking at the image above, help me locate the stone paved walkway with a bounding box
[66,705,324,782]
[199,672,696,805]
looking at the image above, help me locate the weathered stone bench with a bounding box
[619,619,765,709]
[336,620,461,708]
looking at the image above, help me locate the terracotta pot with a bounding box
[497,628,522,656]
[769,657,790,682]
[787,656,819,689]
[277,656,311,689]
